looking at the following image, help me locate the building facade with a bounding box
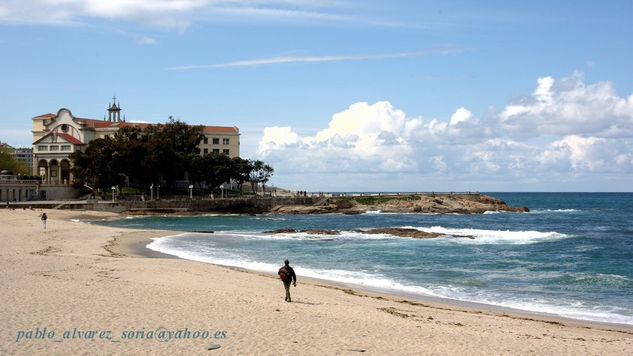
[0,142,33,171]
[32,100,240,186]
[0,170,39,202]
[14,147,34,169]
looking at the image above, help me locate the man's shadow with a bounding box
[290,300,321,305]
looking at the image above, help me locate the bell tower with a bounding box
[107,96,124,122]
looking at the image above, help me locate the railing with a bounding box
[320,192,482,197]
[0,179,41,184]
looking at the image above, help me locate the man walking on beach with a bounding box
[40,212,47,230]
[278,259,296,302]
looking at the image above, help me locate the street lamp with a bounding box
[189,185,194,199]
[220,184,224,199]
[150,184,154,201]
[111,186,116,202]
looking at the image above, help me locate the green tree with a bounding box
[0,146,30,175]
[207,153,233,192]
[68,117,267,199]
[249,160,274,195]
[149,118,205,188]
[190,153,233,193]
[70,137,125,194]
[113,126,150,188]
[231,157,252,195]
[188,154,207,190]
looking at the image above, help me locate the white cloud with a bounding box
[0,0,391,29]
[139,36,156,45]
[256,72,633,190]
[500,72,633,138]
[258,126,300,152]
[449,107,472,125]
[539,135,633,172]
[168,49,461,70]
[0,0,206,28]
[258,101,419,173]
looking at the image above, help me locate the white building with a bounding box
[32,99,240,187]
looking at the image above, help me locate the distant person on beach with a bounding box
[40,212,47,229]
[278,259,297,302]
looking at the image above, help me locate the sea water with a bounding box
[92,193,633,326]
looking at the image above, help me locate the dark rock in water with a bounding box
[362,227,474,239]
[266,227,474,239]
[298,229,340,235]
[191,230,215,234]
[264,229,297,234]
[264,228,340,236]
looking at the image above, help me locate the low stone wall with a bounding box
[118,196,316,214]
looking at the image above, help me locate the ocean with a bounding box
[91,193,633,326]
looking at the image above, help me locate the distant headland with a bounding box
[269,193,529,215]
[115,192,529,215]
[5,192,529,215]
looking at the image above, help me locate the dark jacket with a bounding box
[279,265,296,283]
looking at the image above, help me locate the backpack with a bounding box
[278,267,291,282]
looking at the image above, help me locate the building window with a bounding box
[49,145,59,151]
[204,137,208,144]
[223,138,230,145]
[212,149,219,154]
[223,149,230,155]
[203,148,208,154]
[212,138,219,144]
[61,145,71,151]
[38,145,48,151]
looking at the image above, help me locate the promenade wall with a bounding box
[118,196,316,214]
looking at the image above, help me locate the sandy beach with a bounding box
[1,209,632,355]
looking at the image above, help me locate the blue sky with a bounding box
[1,1,632,191]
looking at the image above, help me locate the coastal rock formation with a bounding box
[270,193,529,215]
[359,228,474,239]
[264,229,340,235]
[264,227,474,239]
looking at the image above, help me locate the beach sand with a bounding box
[1,209,632,355]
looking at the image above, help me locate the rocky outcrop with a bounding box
[264,229,340,235]
[270,193,529,215]
[264,227,474,239]
[359,228,474,239]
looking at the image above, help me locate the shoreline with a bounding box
[123,228,633,333]
[2,209,632,354]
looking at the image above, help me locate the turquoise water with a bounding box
[92,193,633,325]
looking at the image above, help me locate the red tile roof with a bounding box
[76,118,125,129]
[35,113,238,134]
[57,133,86,145]
[203,126,239,133]
[33,113,56,119]
[76,118,237,133]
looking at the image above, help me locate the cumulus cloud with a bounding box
[539,135,633,172]
[258,102,419,172]
[449,107,472,125]
[256,72,633,189]
[500,72,633,138]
